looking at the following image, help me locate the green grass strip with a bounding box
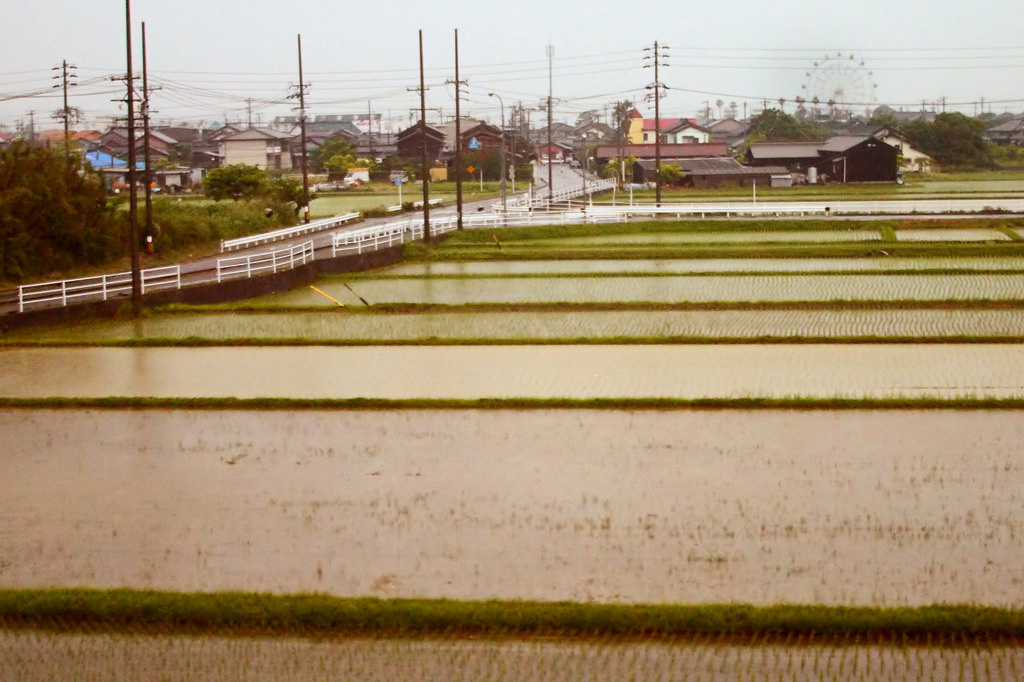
[6,335,1024,348]
[0,589,1021,642]
[4,397,1024,410]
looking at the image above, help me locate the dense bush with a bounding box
[0,141,124,282]
[148,198,295,253]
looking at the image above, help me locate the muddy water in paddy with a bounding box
[3,408,1022,606]
[2,345,1024,400]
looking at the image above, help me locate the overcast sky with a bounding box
[3,0,1023,133]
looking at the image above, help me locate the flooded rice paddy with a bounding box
[521,228,1014,247]
[253,273,1024,307]
[3,344,1024,399]
[4,629,1022,681]
[9,309,1024,343]
[380,257,1024,276]
[3,408,1023,606]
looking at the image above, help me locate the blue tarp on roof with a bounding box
[84,151,146,169]
[85,151,126,168]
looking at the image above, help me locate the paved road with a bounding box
[0,165,596,316]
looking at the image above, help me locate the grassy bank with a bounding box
[1,589,1021,643]
[4,396,1024,410]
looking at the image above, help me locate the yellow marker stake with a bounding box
[309,285,345,307]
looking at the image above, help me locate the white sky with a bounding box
[2,0,1023,133]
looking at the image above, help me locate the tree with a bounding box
[659,163,685,185]
[903,113,995,169]
[0,140,121,281]
[311,137,357,174]
[611,100,634,144]
[322,152,356,179]
[744,108,823,145]
[575,110,600,127]
[202,164,268,201]
[268,175,305,213]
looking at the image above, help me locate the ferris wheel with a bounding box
[801,53,877,118]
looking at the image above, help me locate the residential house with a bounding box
[536,141,573,163]
[395,123,447,164]
[661,119,711,144]
[707,118,750,147]
[218,127,296,170]
[573,120,613,142]
[987,116,1024,146]
[593,142,729,164]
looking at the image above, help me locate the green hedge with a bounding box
[1,589,1021,641]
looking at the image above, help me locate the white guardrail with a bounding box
[216,240,315,282]
[17,265,181,313]
[586,197,1024,219]
[220,212,360,252]
[331,210,628,256]
[507,178,617,210]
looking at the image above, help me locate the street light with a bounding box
[488,92,507,212]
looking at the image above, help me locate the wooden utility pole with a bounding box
[452,29,464,230]
[419,30,430,241]
[125,0,141,315]
[645,41,669,207]
[142,22,154,252]
[297,35,310,223]
[546,44,554,203]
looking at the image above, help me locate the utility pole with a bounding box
[142,22,154,254]
[419,30,430,241]
[489,92,506,213]
[367,100,375,155]
[290,35,310,223]
[644,41,669,207]
[447,29,467,230]
[124,0,141,315]
[52,60,77,157]
[546,44,554,204]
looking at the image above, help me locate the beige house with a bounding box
[218,127,296,170]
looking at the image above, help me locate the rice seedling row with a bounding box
[2,629,1022,681]
[9,309,1024,344]
[245,274,1024,307]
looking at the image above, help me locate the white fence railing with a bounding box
[586,202,830,219]
[331,210,628,256]
[575,197,1024,219]
[216,240,315,282]
[506,178,617,210]
[220,212,360,252]
[17,265,181,313]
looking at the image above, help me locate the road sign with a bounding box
[468,137,480,150]
[395,177,403,185]
[466,165,475,174]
